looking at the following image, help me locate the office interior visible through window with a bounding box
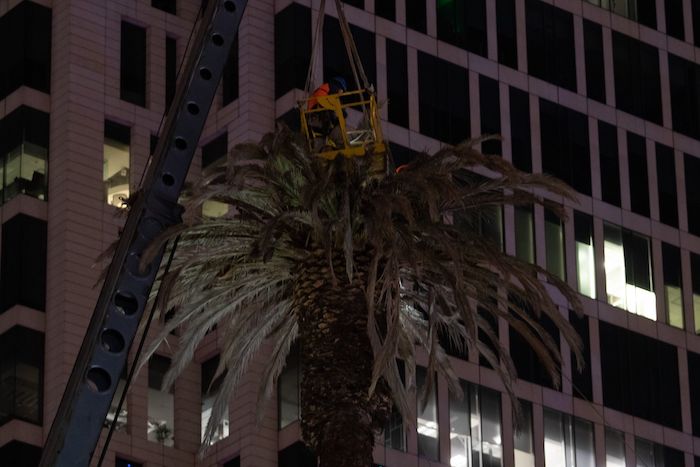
[103,121,130,208]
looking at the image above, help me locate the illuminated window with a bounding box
[513,401,534,467]
[605,428,625,467]
[545,209,565,280]
[103,121,130,208]
[692,253,700,334]
[544,409,595,467]
[603,224,656,320]
[662,243,683,329]
[201,355,229,443]
[417,367,438,461]
[147,355,174,446]
[278,345,299,429]
[515,206,534,264]
[449,379,503,467]
[574,212,596,299]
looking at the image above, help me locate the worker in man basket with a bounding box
[307,76,348,151]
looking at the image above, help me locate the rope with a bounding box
[305,0,326,94]
[333,0,370,90]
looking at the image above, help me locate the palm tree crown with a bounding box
[140,128,583,463]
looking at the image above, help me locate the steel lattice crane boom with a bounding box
[39,1,247,465]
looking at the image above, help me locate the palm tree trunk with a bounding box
[294,252,390,467]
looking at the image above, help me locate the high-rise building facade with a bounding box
[0,0,699,466]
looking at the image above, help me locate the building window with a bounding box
[513,401,534,467]
[510,308,560,388]
[201,355,229,443]
[603,223,655,320]
[0,326,43,426]
[417,52,470,145]
[515,206,535,264]
[694,1,700,47]
[105,369,127,432]
[223,457,240,467]
[496,0,517,69]
[0,441,42,467]
[436,0,488,56]
[103,121,130,208]
[152,0,176,14]
[120,22,147,107]
[662,243,683,329]
[1,214,47,312]
[635,438,684,467]
[148,355,174,446]
[664,0,684,40]
[202,132,227,169]
[598,121,621,207]
[583,20,606,103]
[540,99,591,196]
[416,367,438,461]
[165,37,177,111]
[585,0,656,28]
[116,457,143,467]
[342,0,364,9]
[0,106,49,204]
[544,409,595,467]
[668,54,700,141]
[278,345,299,429]
[685,154,700,236]
[0,1,52,100]
[454,176,504,250]
[612,32,662,124]
[449,380,503,467]
[406,0,427,33]
[274,4,311,98]
[479,75,501,155]
[690,350,700,436]
[627,132,650,217]
[574,211,596,299]
[525,0,576,91]
[376,0,395,21]
[655,144,678,227]
[384,361,406,451]
[599,321,682,430]
[278,441,316,467]
[570,312,593,400]
[545,209,565,280]
[692,253,700,334]
[323,17,376,89]
[386,39,408,128]
[222,35,239,106]
[509,87,532,172]
[605,428,626,467]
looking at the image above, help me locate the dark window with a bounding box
[278,441,316,467]
[116,458,143,467]
[120,22,147,107]
[323,17,376,89]
[202,133,227,169]
[406,0,426,33]
[665,0,685,40]
[583,20,605,103]
[627,132,650,217]
[598,121,620,206]
[223,457,241,467]
[150,134,159,155]
[0,1,52,99]
[525,0,576,91]
[436,0,488,56]
[165,37,177,111]
[1,214,47,312]
[612,32,662,124]
[0,106,50,204]
[570,313,592,400]
[479,75,501,155]
[685,154,700,236]
[637,0,657,29]
[509,87,531,172]
[386,39,408,128]
[668,53,700,141]
[509,300,560,389]
[201,355,224,395]
[496,0,517,68]
[222,35,239,105]
[0,441,42,467]
[152,0,176,14]
[0,326,43,426]
[599,321,681,430]
[389,143,419,170]
[656,143,678,227]
[342,0,364,9]
[540,99,591,195]
[417,52,469,144]
[376,0,396,21]
[275,4,311,98]
[148,355,171,391]
[690,351,700,435]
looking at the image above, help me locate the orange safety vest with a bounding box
[307,83,330,110]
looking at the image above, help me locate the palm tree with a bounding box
[140,128,583,467]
